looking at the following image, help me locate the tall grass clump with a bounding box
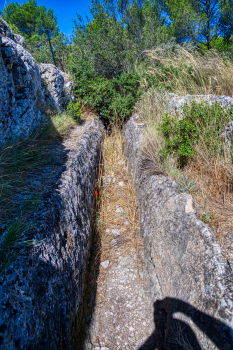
[146,46,233,97]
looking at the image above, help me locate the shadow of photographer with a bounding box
[138,297,233,350]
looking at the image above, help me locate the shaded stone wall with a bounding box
[125,115,233,349]
[0,119,103,350]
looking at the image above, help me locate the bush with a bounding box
[160,101,233,166]
[68,58,142,121]
[67,101,81,122]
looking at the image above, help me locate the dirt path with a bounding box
[85,128,155,350]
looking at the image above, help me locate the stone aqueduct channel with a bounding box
[0,113,233,349]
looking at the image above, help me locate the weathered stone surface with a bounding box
[39,63,74,112]
[167,93,233,116]
[13,33,26,48]
[125,115,233,349]
[0,23,46,147]
[0,119,103,350]
[0,18,74,147]
[0,17,14,40]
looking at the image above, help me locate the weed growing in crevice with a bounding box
[199,212,213,224]
[67,101,82,122]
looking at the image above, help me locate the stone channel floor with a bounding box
[84,129,155,350]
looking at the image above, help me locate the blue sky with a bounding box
[0,0,92,35]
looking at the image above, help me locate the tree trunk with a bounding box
[206,0,211,49]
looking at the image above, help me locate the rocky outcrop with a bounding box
[125,115,233,349]
[0,17,46,147]
[0,17,74,147]
[39,63,74,112]
[13,34,26,48]
[0,118,103,350]
[167,93,233,115]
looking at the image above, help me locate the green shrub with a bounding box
[67,101,81,122]
[69,58,142,121]
[160,101,233,166]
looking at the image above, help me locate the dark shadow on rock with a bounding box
[138,297,233,350]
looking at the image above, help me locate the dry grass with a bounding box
[182,161,233,260]
[146,46,233,97]
[0,113,77,227]
[92,124,145,312]
[98,125,142,260]
[136,88,175,176]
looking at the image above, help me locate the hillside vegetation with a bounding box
[2,0,233,120]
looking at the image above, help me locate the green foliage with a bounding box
[69,56,142,120]
[2,0,69,69]
[165,0,233,49]
[200,212,213,223]
[72,0,170,79]
[2,0,58,40]
[7,23,22,35]
[160,101,233,166]
[66,0,172,121]
[67,101,81,122]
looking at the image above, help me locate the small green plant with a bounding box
[160,101,233,166]
[0,220,44,275]
[67,101,82,122]
[200,212,213,223]
[176,175,198,194]
[0,221,28,275]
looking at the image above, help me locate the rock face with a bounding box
[167,93,233,115]
[0,17,74,147]
[0,118,103,350]
[13,33,27,48]
[39,63,74,112]
[125,115,233,349]
[0,17,45,147]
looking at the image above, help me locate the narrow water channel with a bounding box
[83,127,155,350]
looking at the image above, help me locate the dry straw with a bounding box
[146,46,233,97]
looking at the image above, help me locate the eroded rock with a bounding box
[0,18,75,147]
[39,63,74,112]
[0,19,46,147]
